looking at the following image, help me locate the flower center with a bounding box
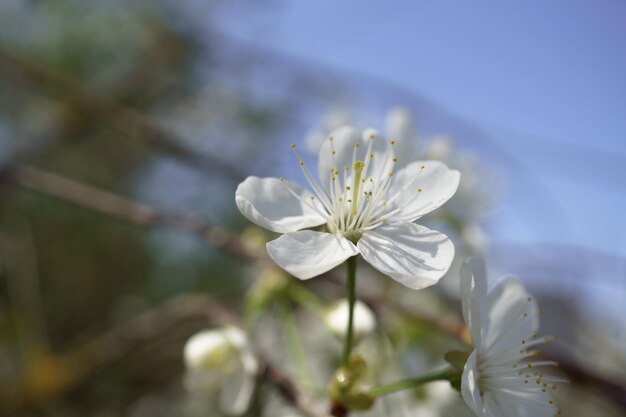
[281,134,426,239]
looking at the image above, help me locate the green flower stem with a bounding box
[368,369,456,397]
[276,302,312,389]
[341,256,358,367]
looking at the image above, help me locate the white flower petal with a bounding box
[266,231,358,280]
[235,176,326,233]
[222,327,259,376]
[219,370,256,416]
[385,107,418,166]
[317,126,360,190]
[481,277,540,356]
[385,107,416,143]
[304,108,353,154]
[361,128,392,180]
[387,160,460,222]
[461,257,488,347]
[184,330,229,370]
[461,350,483,417]
[358,223,455,290]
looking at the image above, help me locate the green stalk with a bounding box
[341,256,358,366]
[368,369,456,397]
[276,302,312,389]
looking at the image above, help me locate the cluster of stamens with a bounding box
[280,134,425,241]
[477,296,564,416]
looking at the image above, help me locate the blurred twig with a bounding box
[262,364,332,417]
[3,164,256,262]
[0,48,245,181]
[0,293,330,417]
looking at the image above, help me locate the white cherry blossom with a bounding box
[236,126,460,290]
[184,326,258,415]
[460,258,564,417]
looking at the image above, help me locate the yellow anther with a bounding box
[420,165,425,170]
[390,140,395,145]
[392,156,398,162]
[418,188,422,192]
[299,161,304,166]
[290,144,296,148]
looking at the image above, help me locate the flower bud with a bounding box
[324,299,376,344]
[183,327,258,415]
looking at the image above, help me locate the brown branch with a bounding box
[3,164,256,262]
[262,363,332,417]
[1,293,328,417]
[0,48,245,181]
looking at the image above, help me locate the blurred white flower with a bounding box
[460,258,564,417]
[236,126,459,289]
[324,299,377,343]
[425,136,494,254]
[184,326,258,416]
[305,107,354,154]
[305,106,418,163]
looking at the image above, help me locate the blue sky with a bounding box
[215,1,626,259]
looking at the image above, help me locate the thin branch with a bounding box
[3,164,256,262]
[0,48,245,181]
[0,293,328,417]
[262,362,332,417]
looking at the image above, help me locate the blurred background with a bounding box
[0,1,624,416]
